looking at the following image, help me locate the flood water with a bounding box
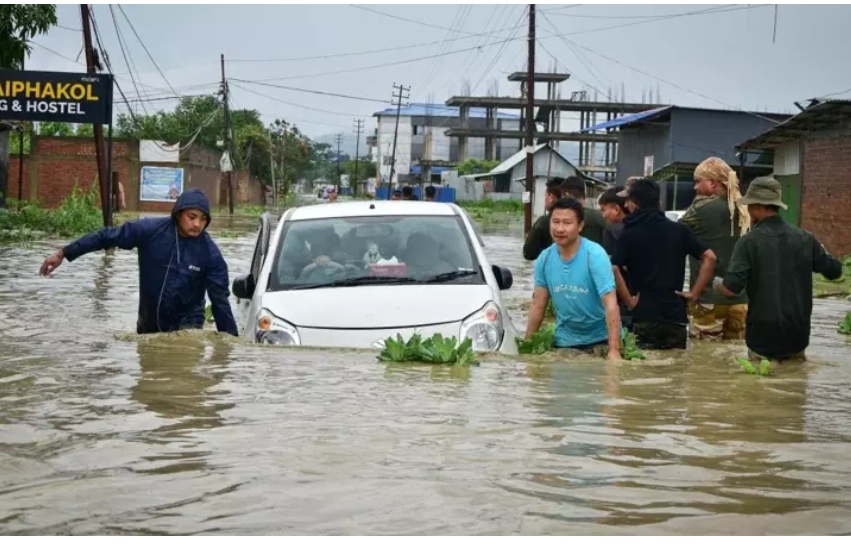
[2,208,851,535]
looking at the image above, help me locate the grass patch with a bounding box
[457,199,524,222]
[0,185,103,243]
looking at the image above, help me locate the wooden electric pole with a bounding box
[81,4,112,227]
[221,53,234,214]
[524,4,536,236]
[387,83,410,198]
[334,133,343,188]
[353,119,363,196]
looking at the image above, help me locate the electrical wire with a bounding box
[349,4,526,38]
[230,82,365,117]
[229,80,395,105]
[108,5,149,115]
[116,5,180,97]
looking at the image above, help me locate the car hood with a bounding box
[260,284,495,329]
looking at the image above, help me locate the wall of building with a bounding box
[801,128,851,256]
[6,136,261,212]
[670,109,785,167]
[616,124,672,185]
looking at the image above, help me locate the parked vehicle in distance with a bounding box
[231,201,519,354]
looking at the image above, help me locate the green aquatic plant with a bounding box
[736,356,771,376]
[378,333,478,366]
[838,312,851,335]
[545,299,556,318]
[620,328,646,361]
[516,323,556,355]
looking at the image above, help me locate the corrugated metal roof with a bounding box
[736,99,851,150]
[580,105,673,133]
[373,102,519,119]
[485,143,551,175]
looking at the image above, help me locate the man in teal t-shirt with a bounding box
[525,198,622,360]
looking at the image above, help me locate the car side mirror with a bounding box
[232,274,256,300]
[491,265,513,290]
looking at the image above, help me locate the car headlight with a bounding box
[255,309,300,346]
[459,301,503,352]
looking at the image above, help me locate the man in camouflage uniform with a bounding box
[681,157,750,341]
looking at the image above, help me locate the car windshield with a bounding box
[268,214,483,290]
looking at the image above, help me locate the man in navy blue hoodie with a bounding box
[39,189,239,336]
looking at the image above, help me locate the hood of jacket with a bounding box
[171,189,212,230]
[623,207,667,228]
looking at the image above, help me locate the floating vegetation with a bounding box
[736,356,771,376]
[377,333,478,366]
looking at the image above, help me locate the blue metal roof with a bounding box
[580,105,673,133]
[373,102,519,119]
[411,165,453,175]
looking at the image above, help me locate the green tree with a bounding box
[345,157,376,185]
[0,4,57,68]
[456,158,500,176]
[0,4,57,207]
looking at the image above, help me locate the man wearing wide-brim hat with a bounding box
[715,176,843,362]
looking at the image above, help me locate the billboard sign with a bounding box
[140,166,184,203]
[0,69,113,125]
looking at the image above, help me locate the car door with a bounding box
[236,213,272,329]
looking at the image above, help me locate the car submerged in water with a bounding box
[231,200,520,354]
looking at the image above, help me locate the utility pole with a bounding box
[387,83,410,199]
[353,119,363,196]
[221,53,234,214]
[334,133,343,188]
[524,4,536,236]
[269,128,276,208]
[81,4,112,227]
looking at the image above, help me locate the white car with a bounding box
[231,201,520,354]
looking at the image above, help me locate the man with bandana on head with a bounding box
[679,157,750,341]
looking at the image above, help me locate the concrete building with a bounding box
[372,103,519,185]
[583,105,792,210]
[737,98,851,256]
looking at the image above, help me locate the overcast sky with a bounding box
[24,3,851,148]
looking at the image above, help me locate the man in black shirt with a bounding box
[716,176,842,361]
[612,178,717,349]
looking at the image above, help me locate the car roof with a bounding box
[287,200,461,221]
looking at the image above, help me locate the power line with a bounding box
[229,82,365,117]
[116,5,180,97]
[349,4,526,38]
[108,5,149,115]
[234,33,526,84]
[228,79,389,104]
[564,37,787,123]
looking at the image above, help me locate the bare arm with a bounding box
[613,265,636,309]
[688,248,717,298]
[525,286,550,339]
[602,290,621,359]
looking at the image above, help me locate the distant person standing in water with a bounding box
[424,185,437,201]
[39,189,239,337]
[523,178,565,261]
[716,177,842,362]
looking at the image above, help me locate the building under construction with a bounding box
[443,72,661,183]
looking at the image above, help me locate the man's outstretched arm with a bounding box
[40,221,148,276]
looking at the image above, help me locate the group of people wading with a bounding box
[523,158,843,363]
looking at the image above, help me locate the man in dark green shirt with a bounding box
[716,177,843,361]
[681,157,750,341]
[522,179,564,261]
[562,175,606,247]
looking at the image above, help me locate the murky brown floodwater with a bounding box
[2,209,851,535]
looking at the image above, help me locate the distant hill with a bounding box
[313,133,363,157]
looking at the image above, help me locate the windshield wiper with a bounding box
[419,270,478,284]
[292,275,417,290]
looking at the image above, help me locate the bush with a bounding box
[0,184,102,241]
